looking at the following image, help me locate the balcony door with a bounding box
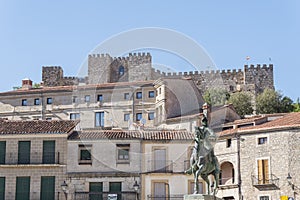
[154,182,167,200]
[18,141,30,164]
[43,141,55,164]
[258,159,269,184]
[154,149,166,172]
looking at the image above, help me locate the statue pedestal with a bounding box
[184,194,222,200]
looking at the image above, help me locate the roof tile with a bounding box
[0,120,78,135]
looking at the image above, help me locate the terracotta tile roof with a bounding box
[0,120,78,135]
[0,81,154,95]
[68,130,193,141]
[219,112,300,137]
[223,116,265,126]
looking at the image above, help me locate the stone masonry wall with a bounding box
[42,53,274,97]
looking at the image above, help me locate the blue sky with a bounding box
[0,1,299,101]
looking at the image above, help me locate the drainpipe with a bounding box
[237,133,243,200]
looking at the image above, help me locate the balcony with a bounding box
[147,194,184,200]
[0,152,62,166]
[252,174,279,190]
[146,160,173,173]
[74,192,136,200]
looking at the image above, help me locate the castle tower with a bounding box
[42,66,64,87]
[128,53,152,81]
[244,64,274,93]
[88,54,113,84]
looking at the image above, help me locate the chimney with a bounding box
[22,78,33,89]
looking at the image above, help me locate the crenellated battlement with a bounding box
[42,52,274,96]
[88,52,151,62]
[152,67,249,77]
[244,64,273,71]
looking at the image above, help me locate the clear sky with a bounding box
[0,1,299,101]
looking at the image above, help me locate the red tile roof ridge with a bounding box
[0,80,155,95]
[219,112,300,137]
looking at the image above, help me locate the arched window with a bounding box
[119,66,125,76]
[220,162,235,185]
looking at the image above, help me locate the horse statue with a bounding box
[185,104,220,196]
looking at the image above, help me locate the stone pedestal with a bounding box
[184,194,222,200]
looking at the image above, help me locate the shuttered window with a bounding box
[43,141,55,164]
[18,141,30,164]
[0,142,6,164]
[0,177,5,200]
[89,182,103,200]
[257,159,269,184]
[16,177,30,200]
[40,176,55,200]
[109,182,121,199]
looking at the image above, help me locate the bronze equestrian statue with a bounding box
[185,103,220,195]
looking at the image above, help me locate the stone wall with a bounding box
[41,53,274,98]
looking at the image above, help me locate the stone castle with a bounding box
[42,52,274,96]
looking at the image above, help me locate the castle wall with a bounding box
[42,53,274,98]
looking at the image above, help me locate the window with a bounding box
[79,144,92,165]
[226,139,232,148]
[124,93,130,100]
[89,182,103,200]
[97,94,103,102]
[72,96,78,103]
[0,141,6,164]
[46,98,52,105]
[154,149,167,172]
[149,91,155,98]
[85,95,91,102]
[119,66,125,76]
[95,112,104,127]
[70,113,80,120]
[257,159,269,184]
[188,181,204,194]
[148,112,155,120]
[109,182,121,199]
[220,162,235,185]
[124,114,130,121]
[117,144,130,162]
[21,99,27,106]
[258,137,268,145]
[136,92,142,99]
[0,177,5,200]
[136,113,142,121]
[259,196,270,200]
[18,141,30,164]
[46,117,52,121]
[40,176,55,200]
[34,98,40,105]
[43,141,55,164]
[153,182,168,199]
[159,88,162,94]
[16,177,30,200]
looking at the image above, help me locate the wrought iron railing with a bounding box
[1,152,61,165]
[252,174,279,187]
[147,194,184,200]
[75,192,136,200]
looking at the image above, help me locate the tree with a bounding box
[203,88,230,106]
[256,88,294,114]
[228,92,254,117]
[280,96,294,113]
[293,98,300,112]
